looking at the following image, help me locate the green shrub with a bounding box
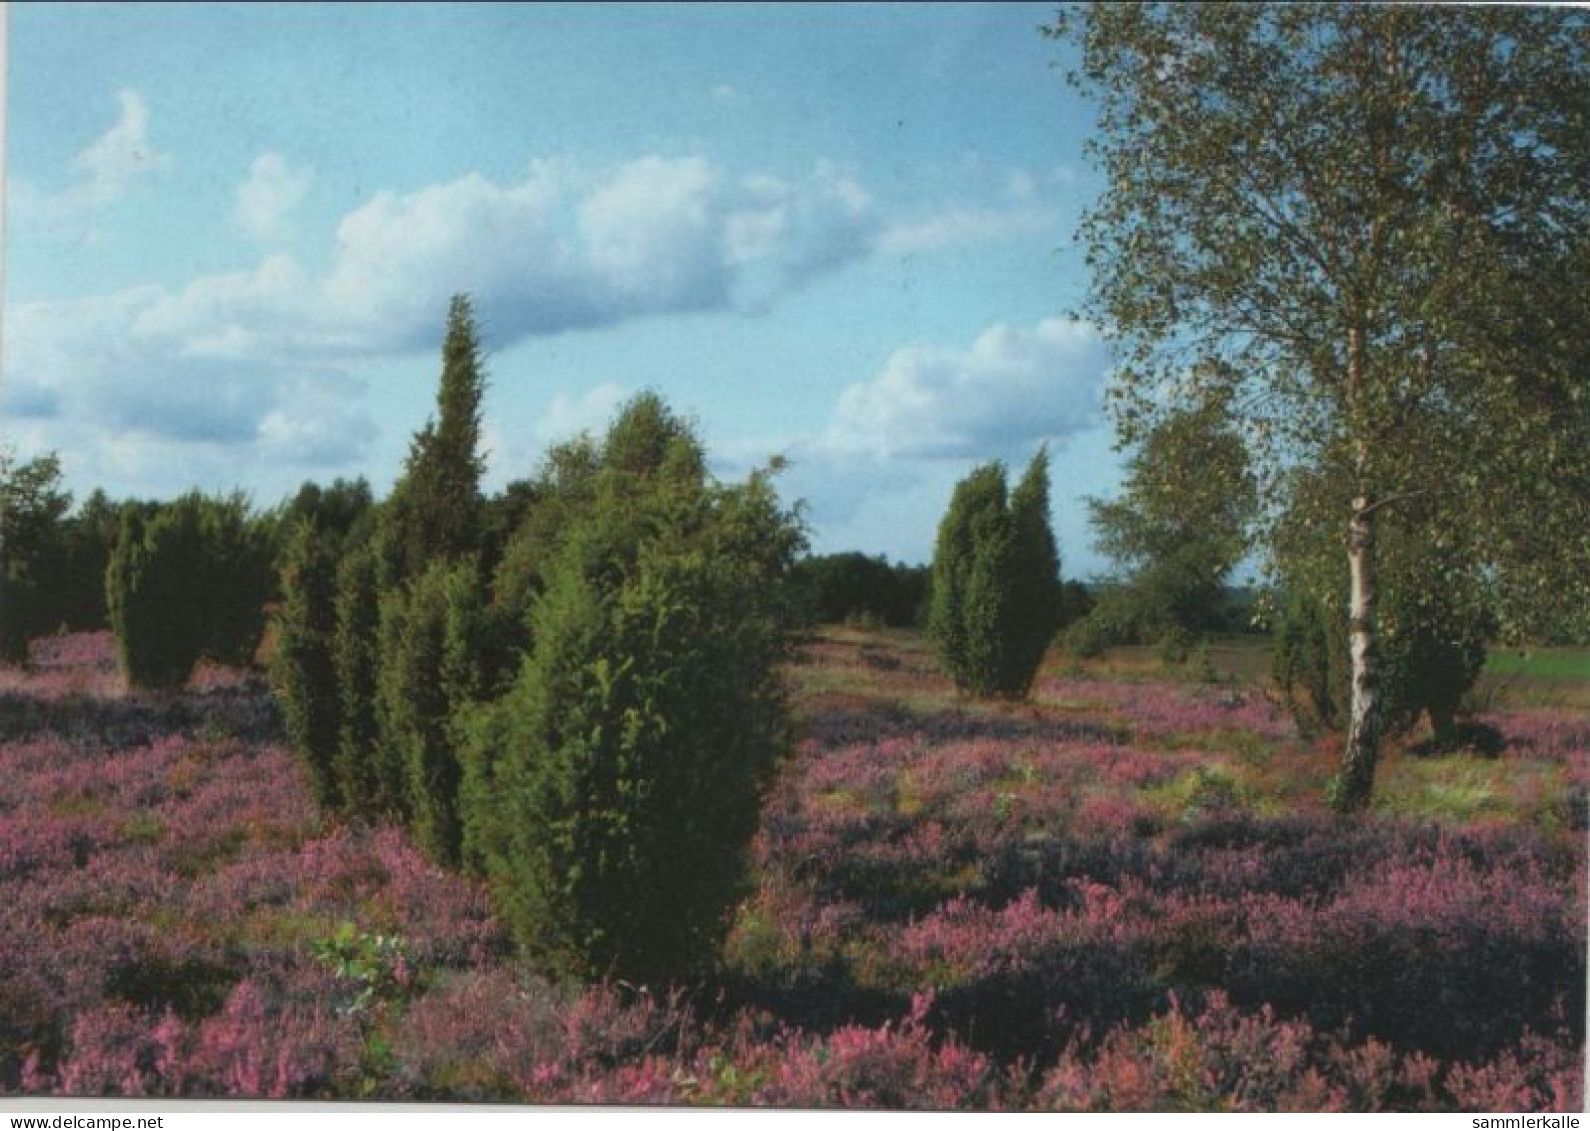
[465,400,800,984]
[198,493,274,667]
[1273,579,1488,750]
[1007,448,1063,687]
[54,490,121,633]
[373,588,415,823]
[277,478,374,550]
[457,697,510,880]
[271,518,344,810]
[489,435,603,656]
[107,498,209,689]
[105,493,273,689]
[380,557,502,866]
[1064,589,1135,660]
[928,463,1014,696]
[1379,585,1489,750]
[374,296,487,591]
[928,451,1061,699]
[380,564,463,865]
[270,478,374,599]
[333,538,387,816]
[308,921,412,1016]
[0,569,44,667]
[1272,587,1348,738]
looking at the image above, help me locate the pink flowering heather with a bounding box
[1037,675,1297,744]
[2,624,1584,1108]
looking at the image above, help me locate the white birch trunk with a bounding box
[1338,499,1379,809]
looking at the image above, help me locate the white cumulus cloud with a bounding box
[536,382,631,447]
[320,156,882,348]
[727,317,1113,565]
[876,204,1055,258]
[11,90,169,230]
[3,288,378,474]
[234,152,315,242]
[7,135,1077,501]
[72,89,169,205]
[827,317,1109,461]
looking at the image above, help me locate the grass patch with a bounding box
[1052,635,1274,684]
[45,791,103,817]
[1139,763,1250,822]
[1485,648,1590,680]
[118,812,167,845]
[1375,756,1516,824]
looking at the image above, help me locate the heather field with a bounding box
[2,628,1585,1110]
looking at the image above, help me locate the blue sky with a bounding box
[3,2,1128,573]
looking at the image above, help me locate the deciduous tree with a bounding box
[1072,397,1255,656]
[1052,4,1590,807]
[0,450,71,663]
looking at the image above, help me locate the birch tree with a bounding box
[1052,4,1590,808]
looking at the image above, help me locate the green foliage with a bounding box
[1386,597,1489,751]
[929,463,1012,696]
[1274,467,1493,751]
[272,478,374,589]
[308,922,411,1016]
[305,294,491,828]
[279,479,375,547]
[1081,400,1255,655]
[600,390,705,483]
[1052,4,1589,804]
[333,538,389,817]
[465,397,802,984]
[56,490,122,632]
[479,477,541,580]
[490,433,602,644]
[456,699,511,882]
[0,571,43,669]
[0,450,72,663]
[376,295,488,590]
[106,498,209,689]
[197,493,274,668]
[271,519,344,810]
[381,558,493,866]
[929,452,1061,699]
[1007,448,1064,684]
[1273,557,1489,751]
[1059,579,1095,629]
[105,492,272,689]
[373,588,416,822]
[790,552,929,628]
[1272,587,1350,739]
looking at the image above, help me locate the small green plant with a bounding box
[309,922,412,1016]
[1178,765,1246,823]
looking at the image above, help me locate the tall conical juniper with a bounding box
[272,518,344,809]
[376,294,488,590]
[929,447,1061,699]
[1007,446,1063,696]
